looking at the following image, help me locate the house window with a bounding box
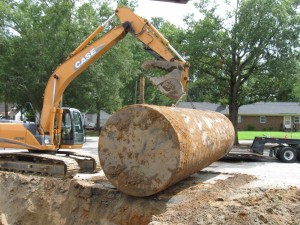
[294,116,300,124]
[238,115,242,123]
[259,116,267,123]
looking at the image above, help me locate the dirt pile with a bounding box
[0,171,299,225]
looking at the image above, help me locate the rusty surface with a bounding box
[142,60,186,100]
[98,104,235,197]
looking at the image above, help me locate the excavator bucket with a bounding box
[142,60,187,99]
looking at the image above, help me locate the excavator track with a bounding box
[0,151,101,178]
[58,151,101,173]
[0,152,80,178]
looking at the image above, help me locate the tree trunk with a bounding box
[228,0,241,145]
[229,100,239,145]
[4,102,9,119]
[228,75,240,145]
[96,103,101,135]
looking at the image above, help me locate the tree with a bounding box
[0,0,190,124]
[185,0,300,143]
[64,0,142,130]
[0,0,14,115]
[291,62,300,101]
[0,0,140,118]
[0,0,78,113]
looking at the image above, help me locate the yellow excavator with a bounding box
[0,7,189,177]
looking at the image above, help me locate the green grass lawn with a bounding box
[85,130,100,137]
[238,131,300,140]
[86,129,300,140]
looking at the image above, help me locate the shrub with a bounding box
[247,124,255,131]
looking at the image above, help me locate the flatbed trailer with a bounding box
[250,136,300,163]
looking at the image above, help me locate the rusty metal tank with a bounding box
[98,104,235,197]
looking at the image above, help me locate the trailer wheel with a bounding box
[279,147,297,163]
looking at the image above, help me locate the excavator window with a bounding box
[62,111,73,140]
[61,109,84,145]
[73,111,83,133]
[72,110,84,144]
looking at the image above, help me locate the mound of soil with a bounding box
[0,171,299,225]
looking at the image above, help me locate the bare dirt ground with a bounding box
[0,138,300,225]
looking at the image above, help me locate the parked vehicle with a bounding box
[250,136,300,162]
[85,123,96,130]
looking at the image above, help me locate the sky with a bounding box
[135,0,201,27]
[134,1,237,27]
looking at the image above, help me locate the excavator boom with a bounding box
[39,7,189,137]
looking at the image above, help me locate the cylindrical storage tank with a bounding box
[99,104,234,197]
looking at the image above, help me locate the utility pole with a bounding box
[139,76,145,104]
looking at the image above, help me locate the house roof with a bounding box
[239,102,300,115]
[177,102,300,115]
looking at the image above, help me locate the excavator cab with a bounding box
[61,108,84,146]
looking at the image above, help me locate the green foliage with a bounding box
[184,0,300,143]
[291,65,300,101]
[0,0,145,114]
[0,0,78,112]
[118,0,138,8]
[4,0,298,132]
[187,0,300,103]
[0,0,185,116]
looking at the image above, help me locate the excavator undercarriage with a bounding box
[0,151,100,178]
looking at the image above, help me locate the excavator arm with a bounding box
[116,8,189,99]
[39,7,189,139]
